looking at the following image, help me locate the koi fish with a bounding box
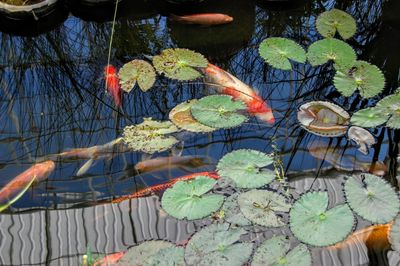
[0,161,55,204]
[169,13,233,26]
[202,63,275,124]
[104,65,122,107]
[134,155,211,174]
[93,251,125,266]
[112,171,220,203]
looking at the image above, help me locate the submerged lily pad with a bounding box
[316,9,357,39]
[344,174,400,224]
[185,223,253,266]
[191,95,247,129]
[259,37,306,70]
[161,175,224,220]
[153,48,208,81]
[289,191,354,247]
[334,61,386,98]
[389,215,400,253]
[221,193,251,226]
[350,107,389,128]
[307,38,356,69]
[252,235,312,266]
[118,59,156,92]
[238,190,291,227]
[216,149,275,189]
[118,240,174,266]
[143,246,185,266]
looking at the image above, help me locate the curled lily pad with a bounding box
[259,37,306,70]
[347,126,376,155]
[118,240,174,266]
[238,190,291,227]
[289,191,354,247]
[389,215,400,253]
[221,193,251,226]
[316,9,357,39]
[118,59,156,92]
[252,235,312,266]
[307,38,356,69]
[344,174,400,224]
[143,246,185,266]
[169,100,215,133]
[153,48,208,81]
[350,107,389,128]
[161,175,224,220]
[191,95,247,129]
[216,149,275,189]
[334,61,386,98]
[184,223,253,266]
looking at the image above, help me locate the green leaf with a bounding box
[389,215,400,253]
[184,223,253,266]
[252,235,312,266]
[118,59,156,92]
[161,175,224,220]
[307,38,356,69]
[376,90,400,114]
[238,190,291,227]
[221,193,251,226]
[216,149,275,188]
[169,99,215,133]
[350,107,389,128]
[344,174,400,224]
[259,37,306,70]
[289,191,354,247]
[387,112,400,129]
[118,240,174,265]
[191,95,247,129]
[152,48,208,81]
[316,9,357,39]
[334,61,386,98]
[0,175,36,212]
[143,246,185,266]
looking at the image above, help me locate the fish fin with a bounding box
[77,159,95,177]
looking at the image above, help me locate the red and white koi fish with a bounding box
[104,65,122,107]
[202,63,275,124]
[169,13,233,26]
[134,155,211,174]
[93,251,125,266]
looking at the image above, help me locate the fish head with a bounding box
[224,15,234,23]
[34,161,56,181]
[104,65,117,76]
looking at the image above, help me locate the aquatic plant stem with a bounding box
[105,0,119,90]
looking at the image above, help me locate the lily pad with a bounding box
[334,61,386,98]
[161,175,224,220]
[118,240,174,266]
[389,215,400,253]
[350,107,389,128]
[118,59,156,92]
[344,174,400,224]
[143,246,185,266]
[307,38,356,69]
[191,95,247,129]
[185,223,253,266]
[347,126,376,155]
[387,113,400,129]
[252,235,312,266]
[221,193,251,226]
[316,9,357,39]
[259,37,306,70]
[238,190,291,227]
[376,91,400,114]
[289,191,354,247]
[216,149,276,189]
[169,100,215,133]
[152,48,208,81]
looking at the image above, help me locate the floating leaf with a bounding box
[0,175,36,212]
[259,37,306,70]
[143,246,185,266]
[316,9,357,39]
[221,193,251,226]
[169,100,215,133]
[185,223,253,266]
[289,191,354,247]
[252,235,312,266]
[350,107,389,128]
[307,38,356,69]
[118,240,174,266]
[161,175,224,220]
[376,91,400,114]
[389,215,400,253]
[334,61,385,98]
[191,95,247,129]
[216,149,275,188]
[387,113,400,129]
[118,59,156,92]
[238,190,291,227]
[152,48,208,81]
[347,126,376,155]
[344,174,400,224]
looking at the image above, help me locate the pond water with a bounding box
[0,0,399,265]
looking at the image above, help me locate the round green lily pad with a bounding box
[118,59,156,92]
[152,48,208,81]
[259,37,306,70]
[289,191,355,247]
[184,223,253,266]
[161,175,224,220]
[333,61,386,98]
[118,240,174,265]
[238,190,291,227]
[389,215,400,253]
[376,91,400,114]
[216,149,276,189]
[221,193,251,226]
[316,9,357,39]
[350,107,390,128]
[191,95,247,129]
[252,235,312,266]
[143,246,185,266]
[344,174,400,224]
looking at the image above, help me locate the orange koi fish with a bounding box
[93,251,125,266]
[202,63,275,124]
[134,155,211,174]
[104,65,122,107]
[169,13,233,26]
[112,171,220,203]
[0,161,55,203]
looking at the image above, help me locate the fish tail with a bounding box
[168,14,185,23]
